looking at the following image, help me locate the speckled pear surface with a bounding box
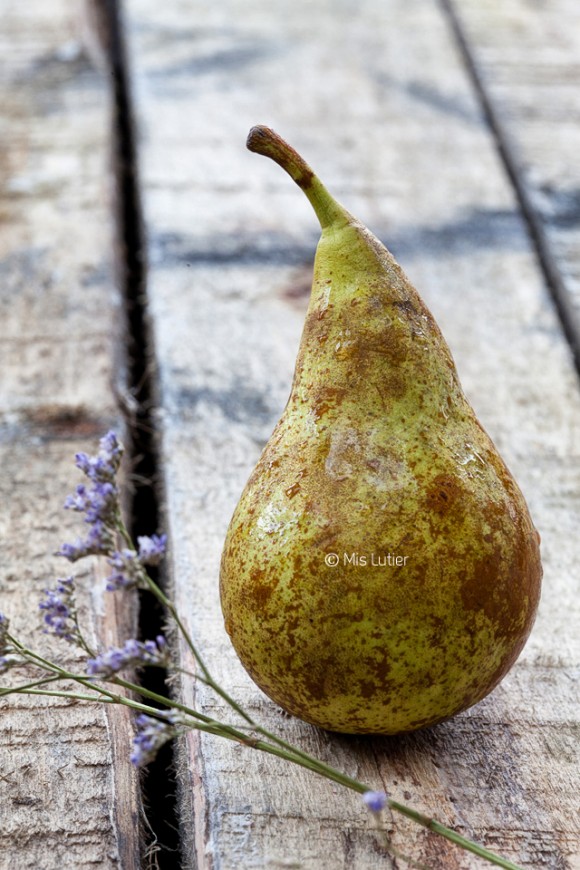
[219,126,542,734]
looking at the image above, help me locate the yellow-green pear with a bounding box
[219,126,542,734]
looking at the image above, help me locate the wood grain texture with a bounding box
[0,2,140,868]
[448,0,580,342]
[124,0,580,866]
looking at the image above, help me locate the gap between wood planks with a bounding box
[89,1,181,865]
[440,0,580,375]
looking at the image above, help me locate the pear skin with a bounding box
[219,126,542,734]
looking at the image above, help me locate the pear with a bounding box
[219,125,542,734]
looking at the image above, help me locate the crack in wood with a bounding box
[86,0,181,866]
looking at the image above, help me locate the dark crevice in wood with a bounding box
[99,1,181,866]
[440,0,580,377]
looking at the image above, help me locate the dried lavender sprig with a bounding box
[55,435,264,738]
[57,440,359,773]
[104,549,142,590]
[65,481,118,524]
[137,534,167,566]
[5,627,375,795]
[104,535,167,591]
[87,636,170,678]
[74,431,123,483]
[1,627,524,870]
[39,577,84,646]
[58,431,124,562]
[57,520,115,563]
[130,713,177,767]
[5,638,221,730]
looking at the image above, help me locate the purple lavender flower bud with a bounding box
[39,577,81,644]
[74,452,93,476]
[82,481,118,524]
[57,521,114,562]
[75,431,123,483]
[99,430,123,465]
[65,477,118,528]
[105,548,141,590]
[130,713,176,767]
[87,635,170,678]
[57,541,83,562]
[64,484,89,512]
[362,791,389,813]
[88,521,113,550]
[137,534,167,566]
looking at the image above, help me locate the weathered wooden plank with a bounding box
[0,2,140,868]
[125,0,580,866]
[447,0,580,356]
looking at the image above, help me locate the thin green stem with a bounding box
[111,675,216,725]
[17,688,185,724]
[388,801,523,870]
[5,660,522,869]
[72,615,96,658]
[9,639,138,707]
[111,675,347,775]
[9,683,354,780]
[114,511,255,726]
[141,568,255,726]
[20,687,134,704]
[0,674,62,696]
[116,516,135,550]
[10,642,230,739]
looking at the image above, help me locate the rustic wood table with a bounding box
[1,1,579,868]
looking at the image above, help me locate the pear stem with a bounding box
[247,125,349,230]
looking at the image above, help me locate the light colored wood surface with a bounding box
[125,1,580,868]
[0,2,140,868]
[451,0,580,322]
[1,0,579,867]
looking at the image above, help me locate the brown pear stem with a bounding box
[247,125,349,230]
